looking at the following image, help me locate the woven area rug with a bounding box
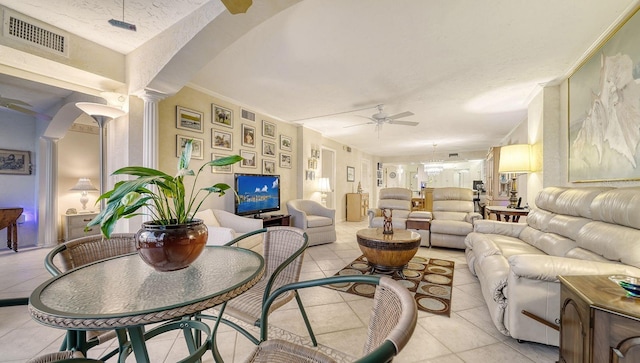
[327,255,455,316]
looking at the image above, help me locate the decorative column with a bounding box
[138,90,167,223]
[38,136,59,247]
[138,90,167,170]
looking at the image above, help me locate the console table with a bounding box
[559,275,640,363]
[0,207,23,252]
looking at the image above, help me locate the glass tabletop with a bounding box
[30,246,264,323]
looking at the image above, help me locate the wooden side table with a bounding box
[559,275,640,363]
[356,228,421,279]
[485,205,529,222]
[0,207,23,252]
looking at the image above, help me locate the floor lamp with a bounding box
[75,102,125,210]
[498,144,531,209]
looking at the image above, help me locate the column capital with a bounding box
[134,89,169,102]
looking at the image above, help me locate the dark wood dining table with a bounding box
[0,207,22,252]
[29,246,265,362]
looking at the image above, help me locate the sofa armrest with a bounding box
[367,208,381,227]
[288,205,308,229]
[509,254,640,282]
[213,209,262,233]
[473,219,526,238]
[466,212,483,224]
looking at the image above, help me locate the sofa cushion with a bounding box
[205,226,235,246]
[576,221,640,268]
[547,214,591,241]
[590,187,640,229]
[431,220,472,236]
[553,187,612,218]
[306,215,333,228]
[432,211,467,221]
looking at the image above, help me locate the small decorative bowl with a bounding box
[609,275,640,297]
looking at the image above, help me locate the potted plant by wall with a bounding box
[87,139,242,271]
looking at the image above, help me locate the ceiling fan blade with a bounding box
[387,111,414,120]
[5,104,52,120]
[388,120,419,126]
[220,0,252,14]
[344,121,375,128]
[291,105,378,123]
[0,96,32,107]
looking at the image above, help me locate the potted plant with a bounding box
[87,139,242,271]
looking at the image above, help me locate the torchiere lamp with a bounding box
[75,102,126,210]
[498,144,532,209]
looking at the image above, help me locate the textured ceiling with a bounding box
[1,0,638,158]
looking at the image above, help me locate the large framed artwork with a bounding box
[0,149,31,175]
[569,9,640,182]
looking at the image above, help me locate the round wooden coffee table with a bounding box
[356,228,421,278]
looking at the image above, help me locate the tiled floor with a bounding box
[0,220,559,362]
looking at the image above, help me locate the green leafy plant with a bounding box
[87,139,242,238]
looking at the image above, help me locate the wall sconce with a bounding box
[317,178,332,206]
[498,144,532,208]
[70,178,98,212]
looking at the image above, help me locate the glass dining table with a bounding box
[28,246,265,362]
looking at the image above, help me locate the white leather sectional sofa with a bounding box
[465,186,640,346]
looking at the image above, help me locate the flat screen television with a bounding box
[234,173,281,217]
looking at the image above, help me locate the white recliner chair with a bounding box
[430,187,482,249]
[194,209,263,251]
[367,188,431,246]
[286,199,336,246]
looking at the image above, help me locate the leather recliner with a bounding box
[430,187,482,249]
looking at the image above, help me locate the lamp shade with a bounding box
[70,178,98,191]
[76,102,125,118]
[498,144,532,173]
[318,178,332,193]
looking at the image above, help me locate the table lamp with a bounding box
[70,178,98,212]
[318,178,332,206]
[498,144,532,209]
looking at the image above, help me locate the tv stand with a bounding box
[260,214,291,227]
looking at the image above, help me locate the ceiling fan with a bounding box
[0,95,52,121]
[345,104,418,131]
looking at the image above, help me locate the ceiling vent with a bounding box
[3,10,69,57]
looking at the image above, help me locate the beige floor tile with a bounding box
[456,342,535,363]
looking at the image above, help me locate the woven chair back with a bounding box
[58,233,137,272]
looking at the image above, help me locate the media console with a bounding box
[257,214,291,227]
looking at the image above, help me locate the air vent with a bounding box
[449,153,459,158]
[3,10,69,57]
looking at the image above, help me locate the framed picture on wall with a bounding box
[241,124,256,147]
[212,104,233,128]
[263,159,276,174]
[568,8,640,182]
[262,120,276,138]
[280,135,292,151]
[212,129,232,151]
[176,135,203,160]
[0,149,31,175]
[262,140,276,157]
[279,153,292,168]
[347,166,355,182]
[240,150,257,168]
[176,106,204,133]
[211,154,233,174]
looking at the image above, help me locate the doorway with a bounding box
[321,147,336,209]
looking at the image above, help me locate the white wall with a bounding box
[0,112,38,248]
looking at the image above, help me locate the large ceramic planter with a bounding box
[136,219,208,272]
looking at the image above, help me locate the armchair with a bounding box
[194,209,263,251]
[286,199,336,246]
[368,188,431,245]
[430,187,482,249]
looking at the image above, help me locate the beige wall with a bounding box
[157,87,298,215]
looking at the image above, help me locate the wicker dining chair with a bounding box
[44,233,137,358]
[197,227,316,346]
[26,350,103,363]
[222,275,417,363]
